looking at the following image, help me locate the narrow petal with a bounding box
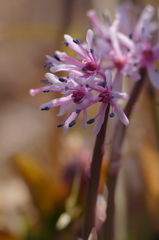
[147,63,159,89]
[40,96,72,109]
[134,5,154,41]
[112,102,129,126]
[45,72,60,84]
[112,91,129,100]
[87,10,108,39]
[93,104,107,135]
[63,112,78,134]
[112,70,122,92]
[57,101,71,116]
[105,70,113,88]
[64,34,88,60]
[117,32,134,49]
[30,86,50,96]
[50,64,81,73]
[82,109,87,129]
[86,29,94,50]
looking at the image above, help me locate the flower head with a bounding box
[84,70,129,134]
[44,29,104,80]
[87,5,159,89]
[30,68,129,135]
[116,3,159,89]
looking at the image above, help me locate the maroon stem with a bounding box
[82,104,110,240]
[103,68,146,240]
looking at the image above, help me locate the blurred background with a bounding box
[0,0,159,240]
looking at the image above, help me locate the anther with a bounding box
[82,67,87,73]
[87,119,95,124]
[69,120,76,127]
[73,39,80,44]
[43,90,50,93]
[129,33,133,39]
[98,81,107,87]
[59,77,67,83]
[40,79,50,84]
[57,123,64,127]
[54,54,61,62]
[109,112,115,117]
[154,68,158,72]
[110,95,114,99]
[65,86,69,91]
[76,100,83,104]
[43,61,52,68]
[41,107,50,111]
[63,41,69,47]
[76,109,81,113]
[90,49,94,53]
[86,84,89,88]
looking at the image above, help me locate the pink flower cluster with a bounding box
[30,3,159,134]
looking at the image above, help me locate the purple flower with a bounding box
[84,70,129,134]
[30,70,129,134]
[87,9,140,91]
[31,72,94,133]
[87,5,159,89]
[116,3,159,89]
[131,22,159,89]
[44,29,105,79]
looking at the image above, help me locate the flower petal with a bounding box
[82,109,87,129]
[86,29,94,50]
[93,104,107,135]
[112,70,122,92]
[64,34,89,60]
[105,70,113,88]
[113,102,129,126]
[147,63,159,89]
[63,112,78,134]
[40,96,72,109]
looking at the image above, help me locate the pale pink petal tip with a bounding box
[88,228,98,240]
[87,9,96,18]
[30,89,36,96]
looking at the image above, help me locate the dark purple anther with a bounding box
[69,120,76,127]
[54,54,61,61]
[63,41,69,47]
[76,109,81,113]
[43,90,50,93]
[59,77,67,83]
[82,67,87,73]
[110,112,115,117]
[40,79,50,84]
[87,119,95,124]
[41,107,50,111]
[73,39,80,44]
[57,123,64,127]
